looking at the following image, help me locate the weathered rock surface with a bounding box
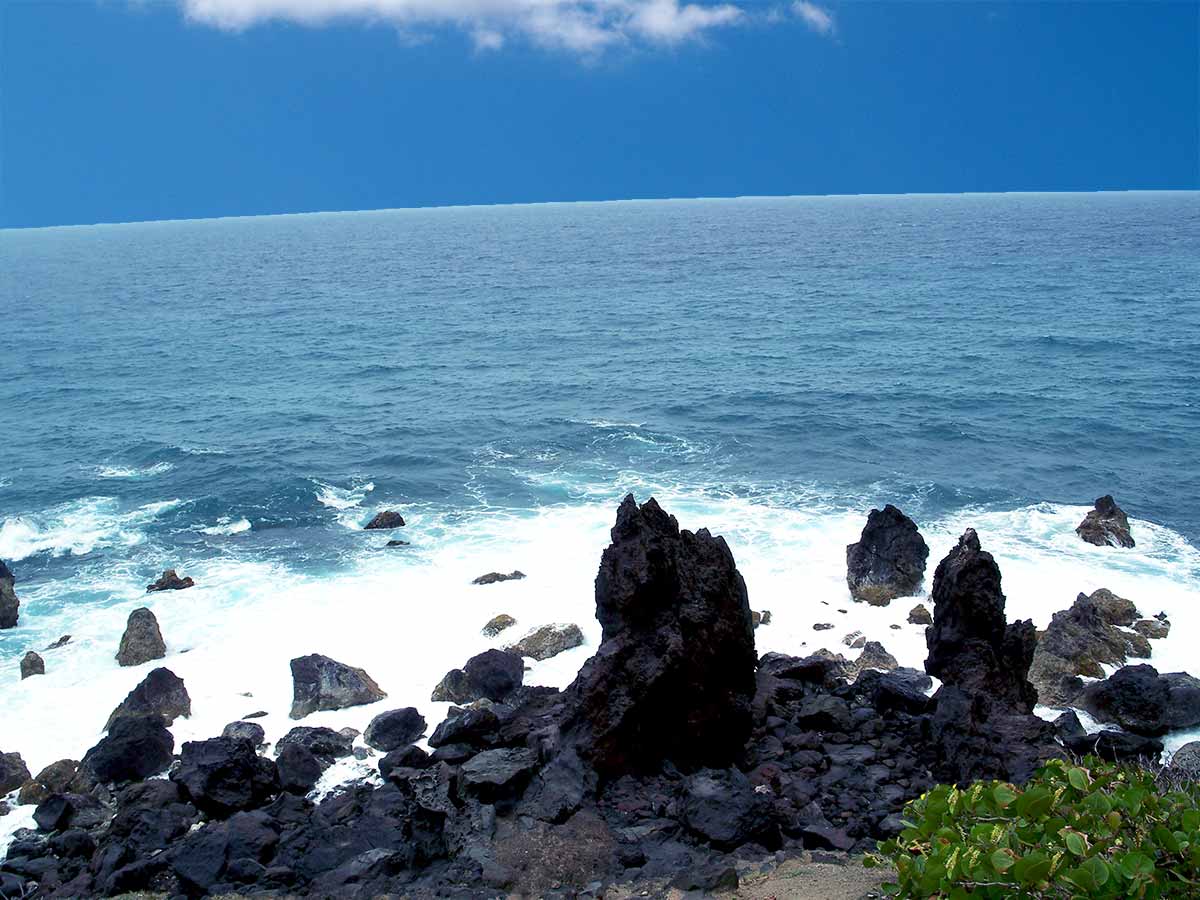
[1076,495,1135,548]
[105,667,191,730]
[221,721,266,747]
[45,634,71,650]
[276,727,353,764]
[0,560,19,629]
[171,737,279,817]
[20,651,44,679]
[1086,588,1139,626]
[0,752,31,795]
[146,569,194,592]
[364,708,427,752]
[845,505,929,605]
[751,609,772,627]
[116,607,166,667]
[1054,710,1164,763]
[289,654,386,719]
[431,650,524,704]
[472,570,525,585]
[17,759,92,806]
[81,715,174,784]
[907,604,932,625]
[482,614,516,637]
[364,510,405,530]
[1170,741,1200,778]
[505,623,584,660]
[560,494,756,776]
[1134,618,1170,639]
[1078,664,1200,736]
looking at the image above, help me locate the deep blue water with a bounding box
[1,191,1199,641]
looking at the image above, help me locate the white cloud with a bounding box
[793,0,834,37]
[177,0,747,52]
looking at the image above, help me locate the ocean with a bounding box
[2,192,1199,822]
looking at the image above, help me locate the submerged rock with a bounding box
[20,651,44,679]
[364,708,427,752]
[116,608,166,667]
[105,667,191,729]
[482,614,517,637]
[431,649,524,704]
[289,654,386,719]
[1078,664,1200,736]
[1076,495,1135,548]
[146,569,194,592]
[364,510,405,530]
[505,623,584,661]
[0,560,19,629]
[560,494,756,776]
[81,715,174,784]
[0,751,31,795]
[45,634,71,651]
[845,505,930,605]
[472,570,526,585]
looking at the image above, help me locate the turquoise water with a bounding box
[2,192,1199,778]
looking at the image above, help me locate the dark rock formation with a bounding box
[277,727,353,765]
[18,760,92,806]
[378,745,431,778]
[364,511,405,530]
[365,708,427,752]
[907,604,932,625]
[1086,588,1139,626]
[385,539,409,547]
[0,752,31,795]
[842,631,866,649]
[276,742,324,795]
[20,651,44,679]
[221,721,266,747]
[33,792,110,833]
[473,570,526,585]
[171,737,279,817]
[1134,618,1170,639]
[482,614,516,637]
[845,505,930,605]
[431,649,524,704]
[1078,664,1200,736]
[1054,711,1164,763]
[505,623,585,660]
[81,715,174,784]
[0,560,18,629]
[850,641,898,678]
[1076,495,1135,548]
[116,607,166,667]
[105,667,191,730]
[289,654,386,719]
[751,609,772,627]
[45,634,71,650]
[813,622,833,631]
[146,569,194,592]
[559,494,756,777]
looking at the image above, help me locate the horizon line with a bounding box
[4,188,1196,232]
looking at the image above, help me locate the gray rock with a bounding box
[851,641,898,677]
[17,759,91,806]
[116,607,166,667]
[20,651,44,679]
[472,570,525,585]
[0,751,31,795]
[907,604,932,625]
[105,667,191,729]
[1086,588,1139,627]
[222,721,266,746]
[288,654,386,719]
[364,708,427,751]
[482,614,517,637]
[813,623,833,631]
[1076,495,1135,548]
[751,610,772,628]
[45,634,71,650]
[0,560,19,629]
[146,569,194,592]
[505,623,584,661]
[458,747,539,800]
[1133,618,1170,640]
[364,510,405,529]
[841,631,865,649]
[845,505,930,606]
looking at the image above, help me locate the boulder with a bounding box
[505,623,584,661]
[0,559,18,629]
[1076,495,1135,548]
[33,792,109,833]
[431,649,523,704]
[813,622,833,631]
[289,654,386,719]
[0,751,31,795]
[428,705,501,749]
[680,768,777,851]
[1086,588,1139,626]
[172,737,279,817]
[276,727,353,764]
[845,505,930,605]
[364,708,427,752]
[561,495,756,776]
[364,510,405,530]
[276,743,324,795]
[473,570,525,585]
[20,651,44,679]
[105,667,191,729]
[146,569,194,592]
[116,607,166,667]
[1078,664,1200,736]
[222,721,266,746]
[378,745,431,778]
[1134,618,1170,640]
[458,748,539,801]
[907,604,932,625]
[18,760,92,806]
[751,609,772,627]
[385,539,409,547]
[851,641,898,677]
[81,715,174,784]
[1170,741,1200,778]
[482,614,517,637]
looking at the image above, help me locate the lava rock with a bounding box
[1076,495,1135,548]
[681,768,777,851]
[845,505,930,605]
[1134,618,1170,640]
[20,651,44,679]
[1078,664,1200,736]
[222,721,266,746]
[908,604,932,625]
[81,715,174,784]
[482,614,517,637]
[364,708,427,751]
[842,631,866,649]
[0,751,32,794]
[850,641,899,677]
[105,667,191,729]
[378,745,431,778]
[33,792,108,833]
[17,759,92,806]
[432,649,524,704]
[276,726,354,764]
[473,570,526,585]
[561,495,756,776]
[505,623,585,660]
[813,623,833,631]
[116,607,166,667]
[146,569,194,592]
[385,539,409,547]
[364,510,405,530]
[0,559,19,629]
[428,705,501,748]
[1086,588,1139,626]
[171,737,280,817]
[275,743,323,795]
[458,747,539,802]
[289,653,386,719]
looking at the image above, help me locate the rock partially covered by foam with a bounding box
[1079,664,1200,736]
[364,510,405,530]
[20,651,44,679]
[845,505,929,606]
[505,623,584,661]
[146,569,194,592]
[289,654,387,719]
[0,560,19,629]
[561,494,756,776]
[1076,495,1135,548]
[105,667,191,729]
[116,607,166,667]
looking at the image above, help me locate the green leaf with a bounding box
[1063,831,1087,856]
[1118,851,1155,880]
[1013,851,1053,886]
[1068,767,1090,791]
[1016,785,1053,820]
[990,849,1016,873]
[993,784,1018,809]
[1081,856,1110,887]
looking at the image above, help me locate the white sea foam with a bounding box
[0,497,181,561]
[199,517,252,536]
[0,494,1196,838]
[314,479,375,510]
[93,461,175,479]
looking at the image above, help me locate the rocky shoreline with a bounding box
[1,493,1197,898]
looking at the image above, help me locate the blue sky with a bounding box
[1,1,1196,227]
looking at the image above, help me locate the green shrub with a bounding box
[864,757,1200,897]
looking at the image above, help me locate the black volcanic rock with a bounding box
[289,654,386,719]
[20,651,44,679]
[81,715,174,784]
[472,570,525,585]
[146,569,194,592]
[364,510,405,530]
[431,649,524,704]
[364,708,427,752]
[0,751,31,795]
[560,494,756,776]
[116,608,166,667]
[846,505,930,605]
[1078,664,1200,736]
[1,560,19,629]
[105,667,191,729]
[171,737,279,817]
[1076,495,1135,548]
